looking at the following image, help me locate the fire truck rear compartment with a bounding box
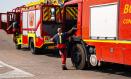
[64,4,78,32]
[42,6,62,36]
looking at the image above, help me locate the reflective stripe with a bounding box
[59,35,62,43]
[58,33,62,44]
[56,8,59,14]
[84,39,131,44]
[66,7,78,20]
[43,7,51,21]
[66,8,74,19]
[56,8,62,22]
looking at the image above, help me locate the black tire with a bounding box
[71,43,86,70]
[30,39,38,54]
[16,44,21,49]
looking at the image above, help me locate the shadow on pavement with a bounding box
[21,47,72,58]
[38,49,60,58]
[21,47,30,51]
[84,63,131,77]
[20,47,60,57]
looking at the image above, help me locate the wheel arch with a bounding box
[72,36,96,61]
[72,36,88,62]
[28,37,34,47]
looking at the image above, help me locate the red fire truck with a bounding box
[0,4,62,54]
[63,0,131,69]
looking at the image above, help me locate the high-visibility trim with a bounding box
[84,39,131,44]
[44,15,49,21]
[56,8,59,14]
[67,8,75,18]
[69,8,76,17]
[59,35,62,43]
[66,9,74,18]
[26,0,47,6]
[43,12,48,17]
[44,36,53,44]
[28,32,36,46]
[28,33,44,48]
[44,42,54,44]
[66,7,78,19]
[28,33,36,38]
[73,7,78,17]
[16,34,22,45]
[43,7,51,21]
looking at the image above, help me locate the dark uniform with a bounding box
[7,21,20,44]
[12,21,19,43]
[53,32,68,64]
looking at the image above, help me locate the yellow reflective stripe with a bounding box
[72,7,78,18]
[44,42,54,44]
[59,35,62,44]
[84,40,131,44]
[56,8,59,14]
[43,7,51,21]
[67,8,76,19]
[69,8,76,17]
[74,8,78,17]
[44,10,48,16]
[43,8,48,21]
[61,0,65,3]
[44,16,49,21]
[66,9,74,18]
[73,7,77,13]
[67,8,74,16]
[16,34,22,45]
[48,7,51,20]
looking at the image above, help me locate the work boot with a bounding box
[62,64,67,70]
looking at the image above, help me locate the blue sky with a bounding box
[0,0,36,13]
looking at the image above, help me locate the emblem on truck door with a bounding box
[29,12,34,27]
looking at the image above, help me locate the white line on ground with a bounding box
[0,64,4,67]
[0,61,34,78]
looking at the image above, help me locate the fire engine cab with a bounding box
[63,0,131,69]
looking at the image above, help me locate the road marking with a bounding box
[0,63,4,67]
[0,61,34,78]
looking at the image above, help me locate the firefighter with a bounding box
[51,27,77,70]
[7,19,20,44]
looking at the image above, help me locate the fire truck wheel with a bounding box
[30,39,38,54]
[89,54,98,67]
[16,44,21,49]
[71,43,86,70]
